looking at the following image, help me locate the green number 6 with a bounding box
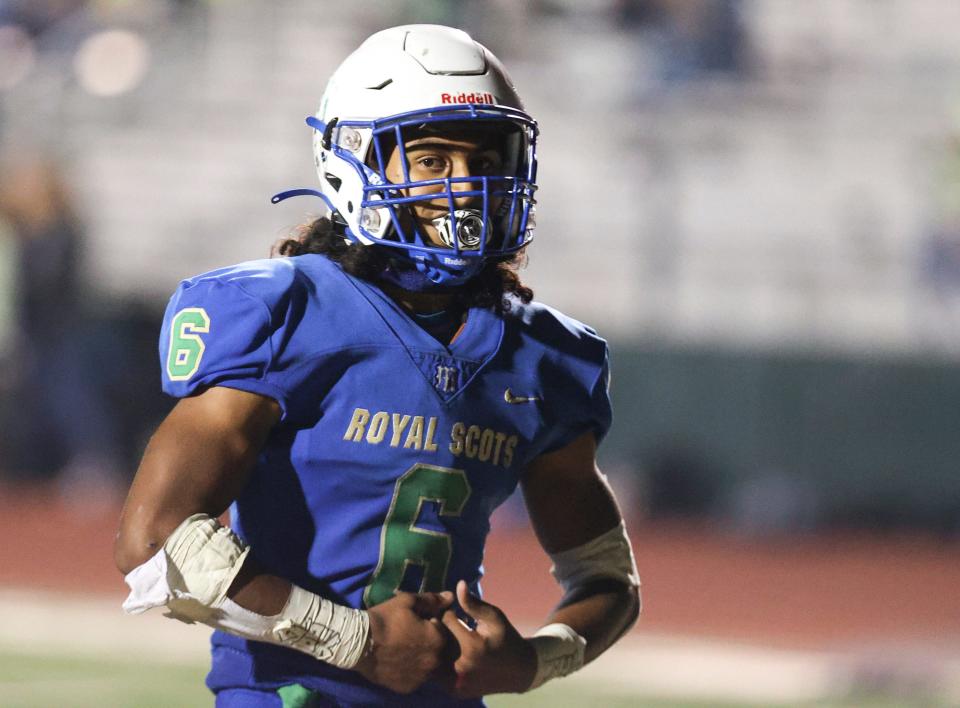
[166,307,210,381]
[364,464,471,608]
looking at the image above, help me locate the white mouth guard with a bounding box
[432,209,486,250]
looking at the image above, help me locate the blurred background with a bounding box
[1,0,959,706]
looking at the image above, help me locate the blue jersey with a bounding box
[159,254,611,705]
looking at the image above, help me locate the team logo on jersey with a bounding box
[434,364,460,393]
[413,353,477,401]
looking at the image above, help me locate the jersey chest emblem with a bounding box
[434,364,459,393]
[412,352,479,401]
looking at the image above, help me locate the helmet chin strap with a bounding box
[270,187,336,211]
[373,202,486,288]
[379,256,481,292]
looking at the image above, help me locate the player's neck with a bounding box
[380,284,459,317]
[381,284,466,344]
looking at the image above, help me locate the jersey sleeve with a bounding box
[159,261,298,416]
[540,341,613,455]
[513,303,614,460]
[585,345,613,444]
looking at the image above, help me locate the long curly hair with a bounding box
[275,216,533,313]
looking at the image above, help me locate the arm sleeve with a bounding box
[159,276,292,416]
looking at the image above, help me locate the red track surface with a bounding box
[2,487,959,650]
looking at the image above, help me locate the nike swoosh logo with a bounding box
[504,388,540,404]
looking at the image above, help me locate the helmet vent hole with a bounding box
[347,201,353,213]
[325,173,342,192]
[368,78,393,90]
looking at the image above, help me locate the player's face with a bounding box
[383,129,507,248]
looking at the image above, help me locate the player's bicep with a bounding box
[115,386,280,573]
[521,430,623,554]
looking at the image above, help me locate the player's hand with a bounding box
[354,590,454,694]
[441,580,537,698]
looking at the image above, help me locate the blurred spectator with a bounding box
[919,130,960,350]
[617,0,747,83]
[0,154,122,506]
[0,0,88,37]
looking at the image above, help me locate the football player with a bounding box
[115,24,640,707]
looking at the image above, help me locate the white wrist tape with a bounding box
[122,514,368,669]
[269,585,369,668]
[528,623,586,689]
[549,521,641,605]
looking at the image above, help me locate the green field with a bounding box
[0,649,948,708]
[0,651,209,708]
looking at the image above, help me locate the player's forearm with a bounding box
[122,514,371,670]
[121,513,455,695]
[541,579,640,663]
[522,517,641,690]
[226,555,293,616]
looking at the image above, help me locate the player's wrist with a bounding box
[352,608,380,676]
[526,623,587,690]
[274,585,369,669]
[512,636,540,693]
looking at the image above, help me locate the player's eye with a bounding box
[413,155,447,172]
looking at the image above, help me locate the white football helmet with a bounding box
[273,25,538,286]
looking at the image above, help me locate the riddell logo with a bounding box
[441,92,496,105]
